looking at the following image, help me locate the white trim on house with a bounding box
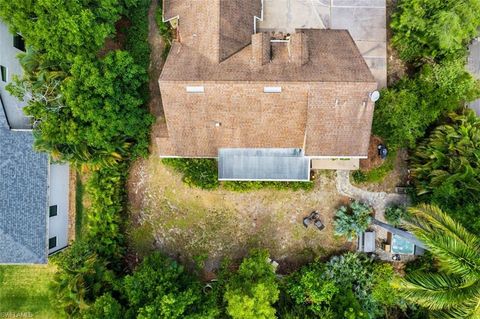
[10,128,33,132]
[218,178,309,182]
[162,0,179,23]
[308,155,368,159]
[159,155,218,159]
[47,163,70,255]
[253,0,264,34]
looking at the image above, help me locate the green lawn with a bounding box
[0,264,64,318]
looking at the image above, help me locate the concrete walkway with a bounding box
[335,170,408,220]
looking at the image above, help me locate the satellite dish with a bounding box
[369,91,380,102]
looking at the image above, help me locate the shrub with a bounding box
[284,253,401,319]
[352,150,397,184]
[223,180,314,192]
[53,165,128,316]
[84,166,127,264]
[162,158,314,191]
[334,202,372,241]
[352,170,368,184]
[384,205,408,227]
[83,293,123,319]
[52,241,118,317]
[162,158,220,190]
[391,0,480,62]
[326,253,401,317]
[123,252,219,319]
[224,250,279,319]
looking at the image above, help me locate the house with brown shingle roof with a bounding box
[158,0,379,181]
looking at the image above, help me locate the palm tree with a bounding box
[411,109,480,196]
[393,204,480,318]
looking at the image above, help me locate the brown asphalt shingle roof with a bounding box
[163,0,262,63]
[161,29,374,82]
[159,0,377,158]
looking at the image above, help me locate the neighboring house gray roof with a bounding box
[0,102,48,264]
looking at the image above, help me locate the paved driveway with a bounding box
[257,0,387,87]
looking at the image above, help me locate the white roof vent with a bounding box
[186,86,204,93]
[264,86,282,93]
[369,90,380,102]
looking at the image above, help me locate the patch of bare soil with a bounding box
[147,0,169,141]
[127,157,351,275]
[386,0,409,86]
[360,135,384,170]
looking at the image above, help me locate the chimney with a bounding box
[252,33,271,66]
[290,32,309,65]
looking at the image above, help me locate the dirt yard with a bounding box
[127,157,352,274]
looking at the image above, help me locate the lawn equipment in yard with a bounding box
[303,211,325,231]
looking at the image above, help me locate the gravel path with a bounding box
[336,170,408,221]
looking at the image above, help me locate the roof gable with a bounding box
[163,0,261,63]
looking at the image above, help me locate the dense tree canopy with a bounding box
[0,0,122,64]
[285,253,401,319]
[391,0,480,62]
[373,59,480,148]
[224,250,279,319]
[0,0,153,167]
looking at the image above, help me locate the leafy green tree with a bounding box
[0,0,122,64]
[83,294,123,319]
[394,205,480,318]
[391,0,480,62]
[23,51,153,166]
[286,261,338,316]
[373,59,480,147]
[411,109,480,232]
[334,201,372,241]
[123,253,219,319]
[224,250,279,319]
